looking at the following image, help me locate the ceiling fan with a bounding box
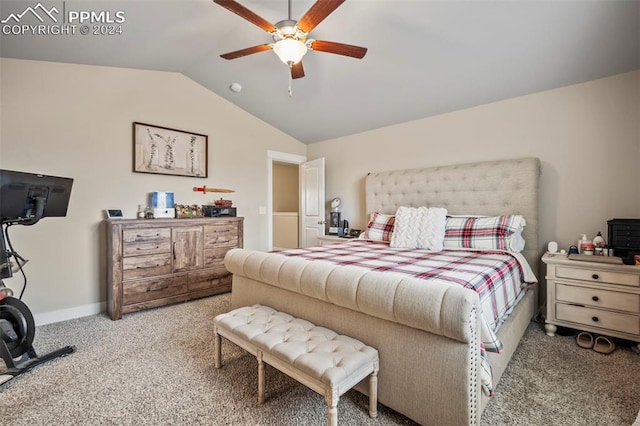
[213,0,368,81]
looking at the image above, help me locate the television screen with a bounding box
[0,169,74,221]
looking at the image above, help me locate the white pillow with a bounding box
[390,206,448,251]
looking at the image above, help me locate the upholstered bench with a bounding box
[213,304,379,426]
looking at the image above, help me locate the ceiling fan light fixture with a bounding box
[273,38,308,65]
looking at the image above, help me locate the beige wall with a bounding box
[308,71,640,256]
[272,163,299,212]
[0,58,305,320]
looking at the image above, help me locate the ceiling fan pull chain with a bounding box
[288,63,293,97]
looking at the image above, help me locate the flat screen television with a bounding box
[0,169,74,222]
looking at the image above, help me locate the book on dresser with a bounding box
[106,217,243,320]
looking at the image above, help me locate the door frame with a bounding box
[267,150,307,251]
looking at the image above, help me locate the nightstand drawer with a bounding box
[556,283,640,314]
[556,303,640,335]
[556,266,639,287]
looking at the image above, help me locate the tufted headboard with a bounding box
[365,157,541,270]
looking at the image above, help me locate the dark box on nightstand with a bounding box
[608,218,640,265]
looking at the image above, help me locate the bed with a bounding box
[224,157,541,425]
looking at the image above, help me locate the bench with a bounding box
[213,304,379,426]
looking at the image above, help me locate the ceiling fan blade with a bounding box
[213,0,276,33]
[291,61,305,79]
[297,0,346,33]
[309,40,367,59]
[220,44,272,60]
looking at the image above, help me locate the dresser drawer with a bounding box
[555,283,640,314]
[556,266,639,287]
[123,275,187,305]
[123,228,171,257]
[123,228,171,244]
[188,269,231,292]
[204,223,238,248]
[204,247,232,268]
[556,303,640,335]
[123,240,171,257]
[122,253,172,280]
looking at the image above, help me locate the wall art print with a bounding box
[133,122,207,178]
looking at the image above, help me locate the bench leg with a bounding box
[369,360,379,419]
[325,387,339,426]
[257,350,265,405]
[214,325,221,369]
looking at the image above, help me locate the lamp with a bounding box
[273,38,308,65]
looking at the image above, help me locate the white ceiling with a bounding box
[1,0,638,144]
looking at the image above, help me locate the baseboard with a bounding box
[33,302,105,326]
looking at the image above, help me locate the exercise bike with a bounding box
[0,169,75,386]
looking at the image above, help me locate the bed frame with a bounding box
[224,157,541,425]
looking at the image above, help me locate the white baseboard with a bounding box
[33,302,105,326]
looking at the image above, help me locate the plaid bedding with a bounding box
[444,214,525,251]
[277,239,534,396]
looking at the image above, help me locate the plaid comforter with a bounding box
[277,239,535,396]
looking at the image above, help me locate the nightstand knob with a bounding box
[592,296,599,302]
[592,316,599,322]
[591,274,599,280]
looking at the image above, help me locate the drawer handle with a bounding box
[136,264,160,269]
[137,233,161,239]
[148,284,168,292]
[591,316,599,322]
[137,246,159,251]
[592,296,599,302]
[173,242,177,260]
[591,274,599,280]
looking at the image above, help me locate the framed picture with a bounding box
[133,122,208,178]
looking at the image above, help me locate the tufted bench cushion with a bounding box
[214,304,379,426]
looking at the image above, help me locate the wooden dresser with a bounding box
[542,253,640,351]
[106,217,243,320]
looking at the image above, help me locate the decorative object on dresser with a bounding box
[608,218,640,265]
[542,253,640,353]
[132,122,207,178]
[106,217,243,320]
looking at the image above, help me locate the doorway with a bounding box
[267,150,306,251]
[267,151,326,251]
[272,161,300,250]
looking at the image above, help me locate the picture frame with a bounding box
[133,122,208,178]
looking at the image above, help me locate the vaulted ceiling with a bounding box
[1,0,638,144]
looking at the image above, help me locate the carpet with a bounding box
[1,294,638,425]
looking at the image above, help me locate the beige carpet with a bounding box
[1,294,639,425]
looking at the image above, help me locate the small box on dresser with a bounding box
[542,253,640,352]
[107,217,243,320]
[608,218,640,264]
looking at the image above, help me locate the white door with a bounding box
[300,158,325,248]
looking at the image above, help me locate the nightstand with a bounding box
[542,253,640,352]
[317,235,345,246]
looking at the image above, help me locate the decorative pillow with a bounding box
[444,215,526,252]
[390,206,447,251]
[359,212,395,242]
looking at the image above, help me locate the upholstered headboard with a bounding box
[365,157,541,270]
